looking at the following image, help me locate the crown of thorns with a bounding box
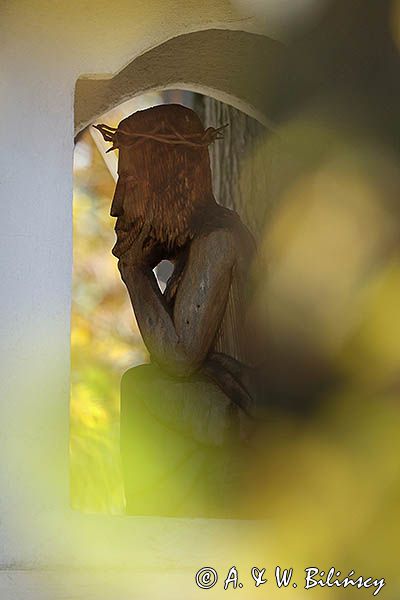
[93,121,228,152]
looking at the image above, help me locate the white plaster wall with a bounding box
[0,1,278,585]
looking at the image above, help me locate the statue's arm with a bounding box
[121,230,235,377]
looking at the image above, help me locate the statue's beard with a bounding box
[112,213,192,260]
[112,222,141,258]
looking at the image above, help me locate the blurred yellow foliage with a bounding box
[70,129,147,514]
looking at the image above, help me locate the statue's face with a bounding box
[110,156,144,258]
[108,124,213,257]
[99,104,216,258]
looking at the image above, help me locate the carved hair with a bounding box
[95,104,226,249]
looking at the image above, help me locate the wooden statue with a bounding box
[95,104,258,517]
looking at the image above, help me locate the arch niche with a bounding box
[69,22,285,563]
[72,27,285,515]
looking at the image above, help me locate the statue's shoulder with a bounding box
[191,226,236,266]
[192,204,256,261]
[196,204,245,236]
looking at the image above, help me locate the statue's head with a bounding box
[94,104,226,258]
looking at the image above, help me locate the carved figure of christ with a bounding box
[96,103,257,417]
[95,104,259,516]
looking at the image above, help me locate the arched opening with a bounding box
[74,29,283,134]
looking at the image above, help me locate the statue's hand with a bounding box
[118,224,162,280]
